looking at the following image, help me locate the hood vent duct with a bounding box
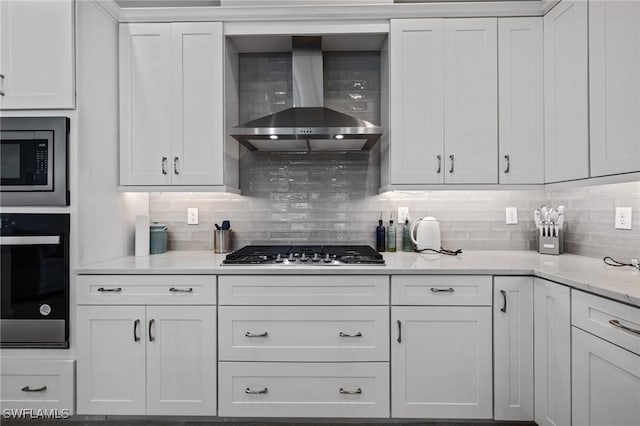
[230,36,383,152]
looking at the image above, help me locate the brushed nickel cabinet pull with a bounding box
[504,155,510,173]
[173,156,179,175]
[245,331,268,338]
[339,332,362,338]
[431,287,455,293]
[609,319,640,335]
[500,290,507,313]
[449,154,454,173]
[98,287,122,292]
[169,287,193,293]
[339,387,362,395]
[149,319,155,342]
[436,155,442,173]
[21,386,47,392]
[161,157,168,175]
[397,320,402,343]
[134,319,140,342]
[245,387,268,394]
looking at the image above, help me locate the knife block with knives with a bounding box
[535,205,565,255]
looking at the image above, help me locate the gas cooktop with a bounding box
[222,245,385,266]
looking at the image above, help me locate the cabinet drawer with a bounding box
[76,275,216,305]
[572,290,640,355]
[392,275,492,305]
[218,275,388,305]
[218,362,389,418]
[0,359,74,414]
[219,306,389,362]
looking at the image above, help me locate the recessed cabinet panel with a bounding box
[589,0,640,177]
[76,306,147,415]
[498,18,544,184]
[389,19,445,184]
[444,18,498,184]
[171,23,224,185]
[0,0,75,109]
[146,306,217,415]
[544,0,589,183]
[119,24,172,186]
[391,306,492,419]
[572,327,640,426]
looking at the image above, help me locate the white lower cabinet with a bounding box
[391,306,493,418]
[493,276,534,421]
[77,278,217,416]
[572,327,640,426]
[534,278,571,426]
[218,362,389,418]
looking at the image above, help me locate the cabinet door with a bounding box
[146,306,217,415]
[389,19,445,184]
[544,0,589,183]
[76,306,146,415]
[119,23,172,186]
[0,0,74,109]
[572,327,640,426]
[498,18,543,184]
[589,0,640,177]
[494,276,534,421]
[391,306,492,419]
[534,278,571,426]
[444,18,498,184]
[170,23,224,185]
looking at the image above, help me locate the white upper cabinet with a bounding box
[0,0,74,109]
[388,18,497,186]
[389,19,445,185]
[120,24,172,186]
[544,0,589,183]
[498,18,544,184]
[589,0,640,177]
[444,18,498,184]
[120,22,227,187]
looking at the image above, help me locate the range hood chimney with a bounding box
[230,36,383,152]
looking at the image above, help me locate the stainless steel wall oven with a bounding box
[1,213,70,348]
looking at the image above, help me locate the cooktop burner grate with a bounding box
[222,245,385,266]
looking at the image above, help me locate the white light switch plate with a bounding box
[615,207,632,230]
[398,207,409,223]
[187,208,199,225]
[505,207,518,225]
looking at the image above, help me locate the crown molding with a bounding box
[92,0,122,22]
[116,1,548,23]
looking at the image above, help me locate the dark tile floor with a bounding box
[1,417,537,426]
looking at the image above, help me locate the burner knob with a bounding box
[288,253,295,262]
[300,253,308,262]
[323,253,332,263]
[275,254,284,263]
[312,253,320,262]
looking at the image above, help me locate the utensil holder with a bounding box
[214,230,232,253]
[538,231,563,255]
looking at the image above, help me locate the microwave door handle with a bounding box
[0,236,61,245]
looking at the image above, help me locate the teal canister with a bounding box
[149,222,168,254]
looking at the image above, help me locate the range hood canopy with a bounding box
[230,36,383,152]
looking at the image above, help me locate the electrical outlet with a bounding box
[505,207,518,225]
[398,207,409,223]
[187,208,199,225]
[615,207,632,230]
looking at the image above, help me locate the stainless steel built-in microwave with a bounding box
[0,117,70,206]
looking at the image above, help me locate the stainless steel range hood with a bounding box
[230,37,383,152]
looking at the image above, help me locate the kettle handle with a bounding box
[410,218,422,246]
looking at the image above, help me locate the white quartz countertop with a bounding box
[76,250,640,307]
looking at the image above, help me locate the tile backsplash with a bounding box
[148,156,638,259]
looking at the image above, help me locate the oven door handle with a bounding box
[0,236,61,245]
